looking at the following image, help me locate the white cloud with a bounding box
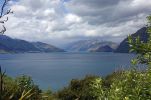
[65,14,82,24]
[11,5,27,13]
[3,0,151,46]
[43,9,55,17]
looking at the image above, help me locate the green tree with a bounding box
[128,15,151,64]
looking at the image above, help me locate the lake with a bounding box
[0,52,134,91]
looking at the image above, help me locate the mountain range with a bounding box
[0,27,147,53]
[0,35,64,53]
[64,27,148,53]
[64,40,118,52]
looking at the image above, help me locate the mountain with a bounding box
[90,45,115,52]
[115,27,148,53]
[0,35,64,53]
[65,40,118,52]
[32,42,64,52]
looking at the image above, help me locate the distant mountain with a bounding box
[32,42,64,52]
[0,35,64,53]
[90,45,115,52]
[115,27,148,53]
[65,40,118,52]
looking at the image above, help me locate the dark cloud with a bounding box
[66,0,151,25]
[68,0,120,8]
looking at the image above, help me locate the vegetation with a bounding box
[0,0,151,99]
[128,16,151,64]
[1,67,151,100]
[0,74,42,100]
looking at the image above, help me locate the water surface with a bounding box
[0,52,134,90]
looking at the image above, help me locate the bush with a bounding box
[56,76,105,100]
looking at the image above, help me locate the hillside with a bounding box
[0,35,64,53]
[115,27,148,53]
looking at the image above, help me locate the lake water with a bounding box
[0,52,134,91]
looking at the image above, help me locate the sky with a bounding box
[1,0,151,46]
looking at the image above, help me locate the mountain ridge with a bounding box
[115,27,148,53]
[0,35,64,53]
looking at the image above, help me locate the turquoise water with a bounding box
[0,52,134,90]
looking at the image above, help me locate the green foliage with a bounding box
[108,70,151,100]
[128,15,151,64]
[15,75,42,100]
[0,74,42,100]
[103,70,124,88]
[1,76,18,100]
[56,76,105,100]
[56,69,151,100]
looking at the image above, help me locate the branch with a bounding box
[0,0,12,34]
[0,25,6,34]
[0,65,6,95]
[0,0,7,18]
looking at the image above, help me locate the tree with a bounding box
[0,1,12,99]
[0,0,13,34]
[128,15,151,65]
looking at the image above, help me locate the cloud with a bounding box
[3,0,151,46]
[65,0,151,24]
[65,14,82,24]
